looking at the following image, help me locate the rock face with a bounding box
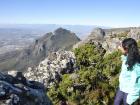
[87,28,105,41]
[73,28,105,48]
[24,51,77,88]
[102,38,120,53]
[74,27,140,53]
[0,72,52,105]
[127,27,140,40]
[0,28,80,71]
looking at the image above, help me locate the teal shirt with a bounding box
[119,55,140,105]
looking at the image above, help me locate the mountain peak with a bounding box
[3,28,80,71]
[54,27,73,36]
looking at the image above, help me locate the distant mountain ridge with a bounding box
[0,24,109,39]
[0,28,80,71]
[0,24,108,55]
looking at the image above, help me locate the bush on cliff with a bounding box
[47,43,122,105]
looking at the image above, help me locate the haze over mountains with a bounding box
[0,24,109,54]
[0,24,109,38]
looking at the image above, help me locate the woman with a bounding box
[114,38,140,105]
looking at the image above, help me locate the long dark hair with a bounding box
[122,38,140,70]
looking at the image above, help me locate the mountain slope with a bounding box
[0,28,80,71]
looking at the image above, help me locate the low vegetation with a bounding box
[47,43,122,105]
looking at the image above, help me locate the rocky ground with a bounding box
[24,50,77,88]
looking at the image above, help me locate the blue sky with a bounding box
[0,0,140,27]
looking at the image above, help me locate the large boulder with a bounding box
[0,72,52,105]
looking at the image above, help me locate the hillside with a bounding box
[3,26,140,105]
[23,26,140,105]
[42,36,140,105]
[25,41,121,105]
[0,28,80,71]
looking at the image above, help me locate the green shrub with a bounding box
[48,43,122,105]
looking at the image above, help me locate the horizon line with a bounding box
[0,23,139,28]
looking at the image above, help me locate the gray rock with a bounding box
[127,27,140,40]
[24,51,76,88]
[0,72,52,105]
[88,28,105,41]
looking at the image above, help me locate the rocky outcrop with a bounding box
[73,28,105,48]
[24,51,77,88]
[87,28,105,41]
[74,27,140,54]
[127,27,140,40]
[0,72,52,105]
